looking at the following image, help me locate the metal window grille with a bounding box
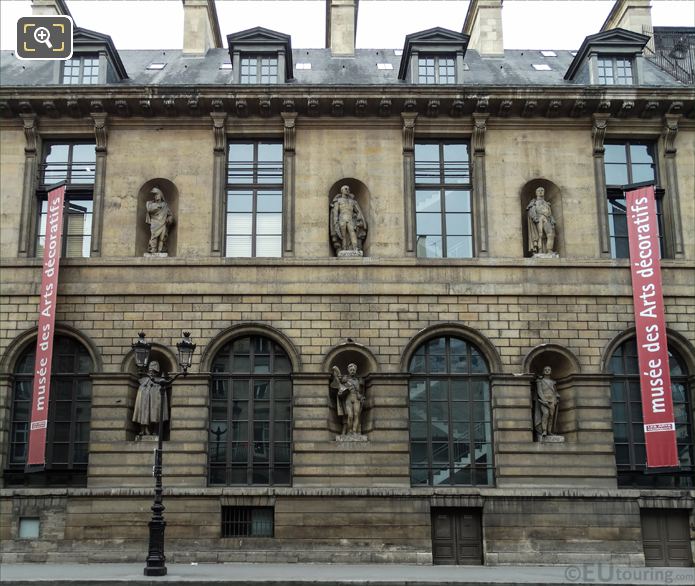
[221,507,274,537]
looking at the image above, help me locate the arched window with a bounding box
[6,336,93,486]
[208,335,292,486]
[408,335,493,486]
[608,338,693,488]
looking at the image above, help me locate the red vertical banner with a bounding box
[27,183,67,468]
[625,186,678,468]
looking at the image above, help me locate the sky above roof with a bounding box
[1,1,693,51]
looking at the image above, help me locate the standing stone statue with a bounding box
[526,187,557,256]
[331,363,366,437]
[330,185,367,256]
[533,365,561,441]
[133,360,168,436]
[145,187,174,254]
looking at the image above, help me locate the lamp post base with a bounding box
[144,566,168,577]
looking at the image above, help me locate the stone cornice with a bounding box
[0,86,692,120]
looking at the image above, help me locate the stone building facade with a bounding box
[0,0,693,567]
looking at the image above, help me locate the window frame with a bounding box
[417,54,457,84]
[61,55,101,85]
[225,140,284,258]
[4,337,93,487]
[608,338,693,488]
[603,140,664,259]
[596,55,634,85]
[414,141,473,259]
[35,141,96,259]
[408,335,494,487]
[239,55,279,84]
[208,335,292,486]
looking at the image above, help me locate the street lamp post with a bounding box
[131,331,196,577]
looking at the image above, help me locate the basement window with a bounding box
[222,507,274,537]
[532,63,552,71]
[18,518,40,539]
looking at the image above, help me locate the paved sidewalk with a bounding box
[1,563,692,586]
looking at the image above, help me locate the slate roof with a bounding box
[2,47,689,88]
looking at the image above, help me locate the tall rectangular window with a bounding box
[36,143,95,258]
[226,141,283,257]
[604,141,663,258]
[418,56,456,84]
[240,56,278,83]
[414,142,472,258]
[62,56,100,84]
[597,56,633,85]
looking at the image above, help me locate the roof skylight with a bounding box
[532,63,552,71]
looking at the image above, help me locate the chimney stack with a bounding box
[31,0,71,17]
[462,0,504,57]
[601,0,653,34]
[326,0,358,56]
[182,0,222,56]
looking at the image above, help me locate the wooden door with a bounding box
[431,508,483,565]
[641,509,693,567]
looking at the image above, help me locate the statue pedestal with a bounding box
[144,252,169,258]
[335,432,368,443]
[538,434,565,443]
[337,250,363,258]
[532,252,559,259]
[134,434,159,442]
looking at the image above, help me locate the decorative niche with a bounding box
[327,178,371,257]
[521,179,564,258]
[135,178,179,257]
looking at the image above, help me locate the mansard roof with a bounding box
[398,27,470,80]
[73,26,128,80]
[565,27,650,80]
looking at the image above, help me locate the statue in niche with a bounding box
[331,363,366,438]
[133,360,168,436]
[526,186,557,257]
[145,186,175,254]
[330,185,367,257]
[533,366,563,442]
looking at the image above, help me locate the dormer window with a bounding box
[398,27,469,84]
[597,56,633,85]
[565,28,648,85]
[418,55,455,84]
[240,55,278,84]
[62,56,100,84]
[227,27,293,85]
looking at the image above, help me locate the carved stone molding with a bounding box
[547,100,561,117]
[522,100,537,117]
[498,100,512,117]
[450,99,464,117]
[282,112,297,153]
[42,100,59,118]
[67,99,81,117]
[641,101,659,119]
[259,98,272,117]
[403,99,417,113]
[21,114,38,154]
[570,100,586,118]
[164,98,177,116]
[472,113,488,155]
[476,97,489,112]
[330,99,344,117]
[355,99,367,116]
[307,97,319,116]
[668,101,683,115]
[426,99,440,117]
[597,100,611,112]
[592,114,609,155]
[18,101,33,114]
[282,99,295,112]
[0,102,11,117]
[378,99,392,117]
[211,99,224,112]
[90,100,104,113]
[187,98,200,114]
[617,101,634,118]
[401,112,417,153]
[211,112,227,154]
[663,115,679,155]
[139,99,153,116]
[91,113,108,153]
[115,100,130,117]
[235,99,248,117]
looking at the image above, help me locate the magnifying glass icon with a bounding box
[33,27,53,49]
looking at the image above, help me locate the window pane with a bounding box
[256,213,281,235]
[257,192,282,212]
[416,235,443,258]
[415,190,440,213]
[226,235,252,257]
[446,236,473,258]
[228,214,253,235]
[604,144,627,164]
[445,213,472,236]
[228,192,253,212]
[605,163,628,185]
[416,213,442,236]
[258,143,282,162]
[445,190,471,213]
